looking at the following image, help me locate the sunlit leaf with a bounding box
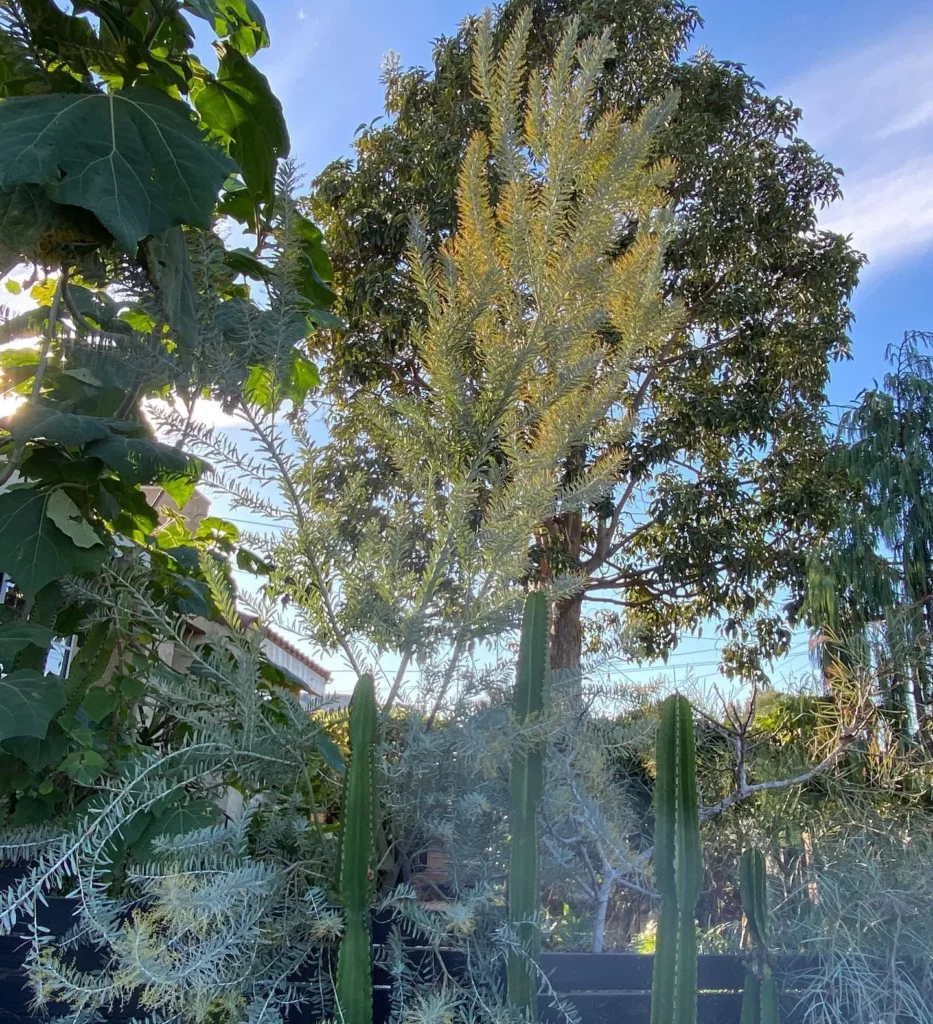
[0,89,235,250]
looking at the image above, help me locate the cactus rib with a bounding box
[739,848,781,1024]
[507,592,550,1020]
[650,693,703,1024]
[335,673,379,1024]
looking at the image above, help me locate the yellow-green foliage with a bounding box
[389,10,680,600]
[270,11,681,706]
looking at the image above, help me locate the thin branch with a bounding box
[699,730,858,822]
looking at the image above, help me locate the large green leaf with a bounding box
[59,747,107,786]
[194,47,288,207]
[0,306,49,346]
[223,246,272,283]
[0,621,55,664]
[291,212,337,308]
[0,668,66,741]
[0,184,108,266]
[245,351,319,412]
[141,227,199,354]
[0,489,108,598]
[0,405,139,446]
[133,799,218,862]
[182,0,269,56]
[46,489,102,548]
[0,88,235,251]
[86,434,202,505]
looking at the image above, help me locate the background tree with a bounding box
[806,331,933,749]
[311,0,864,681]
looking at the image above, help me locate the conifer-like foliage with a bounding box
[312,0,864,680]
[265,12,678,708]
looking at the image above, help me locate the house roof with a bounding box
[263,628,332,683]
[238,612,332,682]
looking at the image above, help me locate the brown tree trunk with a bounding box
[551,591,584,677]
[546,506,585,693]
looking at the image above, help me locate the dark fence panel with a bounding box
[0,900,916,1024]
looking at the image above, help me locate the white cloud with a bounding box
[820,155,933,265]
[146,397,248,432]
[784,17,933,271]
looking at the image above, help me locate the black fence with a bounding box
[535,951,816,1023]
[0,898,818,1024]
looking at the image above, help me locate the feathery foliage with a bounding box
[258,13,677,710]
[311,0,864,679]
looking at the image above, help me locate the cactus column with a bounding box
[650,694,703,1024]
[336,673,379,1024]
[739,848,780,1024]
[507,592,550,1021]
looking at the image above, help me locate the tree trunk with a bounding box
[547,505,585,693]
[551,591,584,682]
[592,874,614,953]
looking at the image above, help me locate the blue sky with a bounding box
[246,0,933,407]
[224,0,933,693]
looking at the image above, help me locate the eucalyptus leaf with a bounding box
[0,88,235,251]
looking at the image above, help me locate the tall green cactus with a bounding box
[507,591,550,1021]
[739,848,780,1024]
[650,694,703,1024]
[335,673,379,1024]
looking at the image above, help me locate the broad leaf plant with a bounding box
[0,0,335,826]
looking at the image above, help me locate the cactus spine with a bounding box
[650,694,703,1024]
[739,848,780,1024]
[507,592,550,1020]
[336,673,379,1024]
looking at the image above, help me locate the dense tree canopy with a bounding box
[808,332,933,747]
[311,0,864,679]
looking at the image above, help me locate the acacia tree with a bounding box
[181,13,679,713]
[311,0,864,681]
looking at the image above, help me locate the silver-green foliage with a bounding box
[201,10,679,712]
[0,562,343,1024]
[650,694,702,1024]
